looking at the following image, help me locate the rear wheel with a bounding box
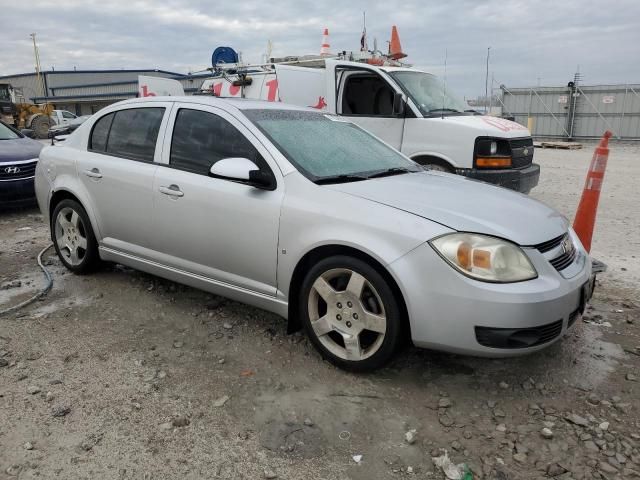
[30,115,52,139]
[51,199,99,274]
[300,256,404,372]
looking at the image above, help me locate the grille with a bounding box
[475,319,563,349]
[549,248,577,271]
[568,308,580,328]
[0,161,37,181]
[532,234,565,253]
[509,137,534,169]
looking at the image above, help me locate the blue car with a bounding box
[0,121,43,208]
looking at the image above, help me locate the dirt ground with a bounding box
[1,143,639,480]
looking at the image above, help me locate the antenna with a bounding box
[441,48,448,119]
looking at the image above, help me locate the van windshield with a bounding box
[244,110,420,184]
[389,71,471,117]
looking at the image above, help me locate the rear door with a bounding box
[149,103,283,295]
[77,103,172,252]
[325,61,407,149]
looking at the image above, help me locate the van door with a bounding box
[325,61,407,149]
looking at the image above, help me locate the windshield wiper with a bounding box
[315,174,368,185]
[366,167,415,179]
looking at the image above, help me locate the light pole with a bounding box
[30,33,45,101]
[485,47,491,114]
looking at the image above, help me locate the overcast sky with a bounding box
[2,0,639,99]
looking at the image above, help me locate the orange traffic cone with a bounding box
[389,25,407,60]
[320,28,331,56]
[573,131,612,252]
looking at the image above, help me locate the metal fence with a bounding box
[499,83,640,140]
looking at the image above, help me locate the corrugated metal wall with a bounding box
[501,84,640,140]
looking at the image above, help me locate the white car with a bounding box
[35,96,593,371]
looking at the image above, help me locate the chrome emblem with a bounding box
[523,148,529,156]
[4,166,20,174]
[561,236,574,255]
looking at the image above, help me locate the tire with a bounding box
[51,199,100,274]
[415,157,454,173]
[299,255,404,372]
[30,115,52,139]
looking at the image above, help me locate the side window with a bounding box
[170,108,266,175]
[342,73,395,116]
[106,108,165,162]
[89,112,115,152]
[62,111,76,119]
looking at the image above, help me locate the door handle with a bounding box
[83,168,102,179]
[159,184,184,197]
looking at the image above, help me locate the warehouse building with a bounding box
[0,69,209,116]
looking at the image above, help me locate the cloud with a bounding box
[1,0,639,98]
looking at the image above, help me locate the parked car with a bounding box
[0,120,43,208]
[48,115,91,137]
[35,97,593,371]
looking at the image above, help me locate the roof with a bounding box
[114,96,315,112]
[0,69,185,80]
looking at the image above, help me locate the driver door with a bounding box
[330,64,406,150]
[149,104,283,296]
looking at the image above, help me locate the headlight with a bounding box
[429,233,537,283]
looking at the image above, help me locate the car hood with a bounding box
[327,171,567,245]
[0,138,43,163]
[430,115,531,138]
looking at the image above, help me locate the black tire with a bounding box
[30,115,52,139]
[415,157,454,173]
[299,255,404,372]
[51,199,100,274]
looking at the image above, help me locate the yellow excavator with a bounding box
[0,83,53,138]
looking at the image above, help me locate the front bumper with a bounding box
[0,177,37,208]
[389,233,592,357]
[458,163,540,194]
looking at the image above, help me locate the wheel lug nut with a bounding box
[347,301,353,308]
[336,314,342,321]
[346,321,352,328]
[353,313,358,319]
[337,302,342,309]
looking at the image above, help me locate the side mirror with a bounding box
[393,92,405,117]
[21,129,35,138]
[209,158,275,190]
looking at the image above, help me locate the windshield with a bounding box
[0,85,10,102]
[389,71,469,116]
[0,121,20,140]
[244,110,420,182]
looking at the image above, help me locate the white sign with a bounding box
[602,95,615,104]
[558,95,568,104]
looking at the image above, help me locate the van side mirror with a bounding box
[21,129,35,138]
[393,92,405,117]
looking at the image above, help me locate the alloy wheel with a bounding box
[307,268,387,361]
[54,207,88,266]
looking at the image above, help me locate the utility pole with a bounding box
[30,33,45,101]
[485,47,491,114]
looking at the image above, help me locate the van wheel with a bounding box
[300,256,403,372]
[51,199,99,274]
[416,157,454,173]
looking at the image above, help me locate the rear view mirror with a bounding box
[209,158,275,190]
[393,92,405,117]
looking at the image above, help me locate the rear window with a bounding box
[89,107,164,162]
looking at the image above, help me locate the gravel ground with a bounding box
[0,143,639,480]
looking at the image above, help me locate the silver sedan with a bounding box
[35,97,593,371]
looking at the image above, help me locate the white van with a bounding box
[158,59,540,193]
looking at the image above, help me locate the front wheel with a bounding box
[300,256,404,372]
[51,199,100,274]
